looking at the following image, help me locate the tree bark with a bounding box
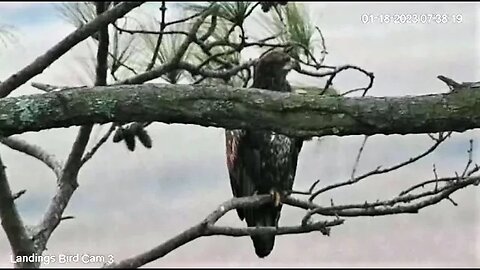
[0,84,478,137]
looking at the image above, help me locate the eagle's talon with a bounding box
[270,189,282,207]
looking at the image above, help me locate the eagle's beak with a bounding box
[283,58,301,71]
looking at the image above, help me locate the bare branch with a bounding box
[314,26,328,67]
[198,14,217,42]
[400,140,474,196]
[0,154,36,268]
[31,82,63,92]
[433,163,439,190]
[106,194,342,268]
[31,82,82,92]
[34,129,92,254]
[105,195,272,268]
[446,196,458,206]
[289,179,320,195]
[108,52,138,75]
[0,2,144,98]
[399,178,450,196]
[301,174,480,220]
[81,123,116,166]
[112,23,189,36]
[164,7,206,27]
[0,137,63,177]
[146,1,167,71]
[350,135,369,180]
[59,216,75,221]
[180,59,256,80]
[120,7,214,85]
[461,139,474,177]
[12,189,26,200]
[206,219,343,237]
[310,132,452,201]
[323,65,374,96]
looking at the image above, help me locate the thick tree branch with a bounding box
[0,2,143,98]
[0,137,63,177]
[33,124,93,255]
[0,154,37,268]
[0,84,479,137]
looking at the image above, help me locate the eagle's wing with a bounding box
[225,50,303,258]
[225,129,261,220]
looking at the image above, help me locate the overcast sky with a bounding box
[0,2,479,268]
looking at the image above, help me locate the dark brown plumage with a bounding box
[259,2,288,13]
[225,50,303,258]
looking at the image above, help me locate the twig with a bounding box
[289,179,320,195]
[433,163,439,191]
[164,6,207,28]
[60,216,75,221]
[295,174,480,219]
[108,52,138,75]
[12,189,26,200]
[446,196,458,206]
[310,132,452,201]
[196,48,237,70]
[315,26,328,67]
[461,139,473,177]
[198,14,217,42]
[323,66,374,96]
[244,2,261,19]
[437,75,460,91]
[207,219,343,237]
[31,82,83,92]
[120,7,214,85]
[31,82,62,92]
[341,87,368,97]
[112,24,189,36]
[350,135,369,180]
[81,123,117,166]
[181,60,256,80]
[401,140,475,196]
[146,1,167,71]
[399,178,450,196]
[466,163,480,177]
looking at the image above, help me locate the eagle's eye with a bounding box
[283,55,291,62]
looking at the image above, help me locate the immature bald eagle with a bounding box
[225,50,303,258]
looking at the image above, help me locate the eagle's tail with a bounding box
[252,233,275,258]
[249,206,278,258]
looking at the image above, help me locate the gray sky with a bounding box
[0,2,479,268]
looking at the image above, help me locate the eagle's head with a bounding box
[253,50,300,92]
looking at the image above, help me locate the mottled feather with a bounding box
[225,50,303,258]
